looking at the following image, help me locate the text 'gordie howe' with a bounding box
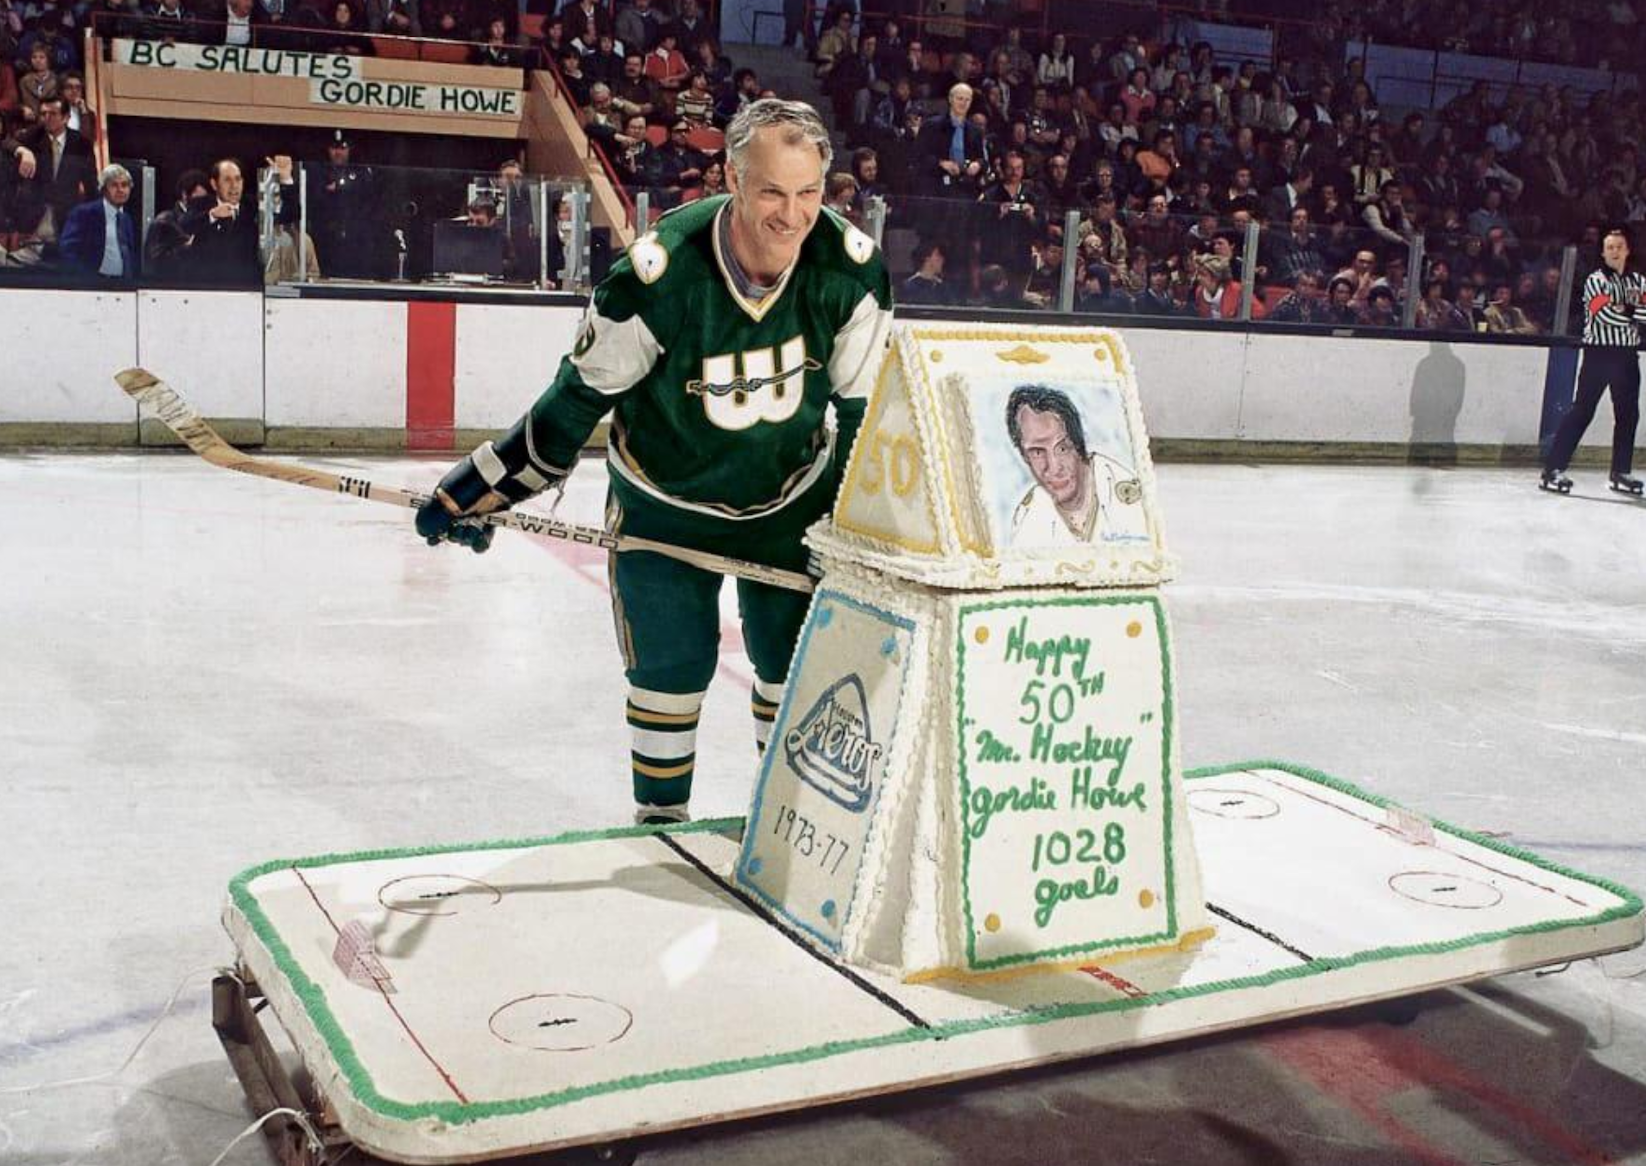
[958,600,1169,955]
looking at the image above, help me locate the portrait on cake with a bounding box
[999,382,1147,548]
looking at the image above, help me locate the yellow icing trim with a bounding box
[995,344,1049,364]
[834,350,943,555]
[902,926,1218,986]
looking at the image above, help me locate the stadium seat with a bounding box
[372,36,420,59]
[420,41,474,64]
[646,125,668,147]
[686,126,723,153]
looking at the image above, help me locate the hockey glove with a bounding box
[415,454,505,554]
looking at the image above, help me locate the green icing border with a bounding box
[227,761,1643,1128]
[955,594,1178,969]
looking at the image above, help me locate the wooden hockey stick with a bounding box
[115,368,817,594]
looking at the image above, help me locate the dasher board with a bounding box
[222,762,1644,1165]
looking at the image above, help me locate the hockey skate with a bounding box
[1610,472,1644,496]
[1539,467,1574,494]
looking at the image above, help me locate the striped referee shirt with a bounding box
[1582,266,1646,347]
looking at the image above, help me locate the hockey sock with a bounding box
[752,677,785,755]
[627,686,705,808]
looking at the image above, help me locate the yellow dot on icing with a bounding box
[1126,621,1142,638]
[974,626,990,644]
[1094,347,1108,362]
[931,350,944,362]
[984,913,1001,933]
[1138,889,1155,909]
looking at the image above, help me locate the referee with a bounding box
[1542,226,1644,495]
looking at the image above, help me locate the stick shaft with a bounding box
[115,368,816,593]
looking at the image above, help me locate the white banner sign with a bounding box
[114,38,522,118]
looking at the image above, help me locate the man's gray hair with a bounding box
[725,98,832,183]
[99,164,133,190]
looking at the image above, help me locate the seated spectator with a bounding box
[1270,205,1325,285]
[851,146,886,212]
[979,261,1035,310]
[1129,192,1182,264]
[143,0,195,44]
[367,0,421,36]
[17,43,55,126]
[1333,247,1380,309]
[609,112,651,186]
[651,120,706,199]
[56,73,95,144]
[680,155,725,203]
[143,168,209,280]
[556,47,592,106]
[1452,281,1486,331]
[1466,184,1515,240]
[1414,277,1471,331]
[1349,142,1395,206]
[814,9,853,82]
[1191,253,1258,320]
[1323,275,1359,324]
[581,82,623,145]
[1483,281,1539,333]
[323,1,371,54]
[613,0,661,55]
[219,0,268,46]
[1134,262,1183,315]
[675,68,714,126]
[644,30,689,97]
[900,238,952,305]
[669,0,710,60]
[1037,33,1075,90]
[472,17,524,66]
[58,162,137,277]
[613,52,658,121]
[1268,272,1326,323]
[1076,262,1133,314]
[585,32,625,84]
[1358,283,1399,327]
[1363,178,1414,249]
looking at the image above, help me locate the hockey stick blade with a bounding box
[115,368,816,593]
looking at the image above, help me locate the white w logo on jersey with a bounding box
[689,335,821,431]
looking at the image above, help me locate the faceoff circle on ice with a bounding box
[1387,871,1504,910]
[377,874,504,917]
[1186,789,1281,820]
[489,994,636,1052]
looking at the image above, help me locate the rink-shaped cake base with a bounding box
[223,763,1643,1165]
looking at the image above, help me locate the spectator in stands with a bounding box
[814,9,853,84]
[824,170,857,223]
[556,47,591,104]
[366,0,419,36]
[850,146,885,211]
[1037,33,1075,91]
[652,120,705,198]
[1414,276,1469,331]
[568,15,605,57]
[182,156,293,285]
[473,17,525,66]
[1264,164,1312,224]
[979,261,1033,310]
[1128,262,1174,315]
[1466,184,1514,239]
[57,72,95,144]
[1364,178,1414,249]
[1268,271,1326,323]
[675,68,713,127]
[901,238,951,305]
[1076,192,1126,272]
[58,162,137,278]
[978,148,1040,279]
[614,0,662,56]
[1334,247,1379,309]
[692,38,730,95]
[323,1,371,54]
[585,32,625,84]
[143,167,208,280]
[613,52,658,121]
[1323,275,1358,324]
[826,28,879,130]
[1484,281,1539,333]
[714,66,758,125]
[219,0,269,46]
[1419,151,1462,212]
[610,111,651,185]
[918,82,985,199]
[1452,280,1485,330]
[17,43,54,126]
[1134,129,1179,197]
[1349,141,1394,206]
[1359,283,1399,327]
[558,0,610,41]
[643,29,688,103]
[1076,263,1133,314]
[681,155,724,203]
[1129,192,1182,267]
[4,95,91,246]
[494,158,537,282]
[92,0,145,41]
[894,36,937,100]
[668,0,709,60]
[1270,205,1325,285]
[1191,253,1250,320]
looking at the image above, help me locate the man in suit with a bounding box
[181,155,299,285]
[3,96,95,244]
[58,164,139,277]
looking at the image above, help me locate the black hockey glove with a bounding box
[415,455,502,554]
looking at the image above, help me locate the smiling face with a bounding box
[1014,406,1089,510]
[725,123,824,282]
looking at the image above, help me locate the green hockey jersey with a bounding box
[483,195,893,520]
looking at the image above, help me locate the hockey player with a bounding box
[1542,227,1644,497]
[416,99,893,823]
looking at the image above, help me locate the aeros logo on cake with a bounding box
[783,675,885,812]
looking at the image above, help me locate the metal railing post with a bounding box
[538,181,551,291]
[1238,219,1260,321]
[1401,232,1425,329]
[866,195,886,249]
[1058,208,1081,313]
[635,190,651,236]
[566,188,589,290]
[1554,245,1578,337]
[139,164,156,269]
[298,166,308,283]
